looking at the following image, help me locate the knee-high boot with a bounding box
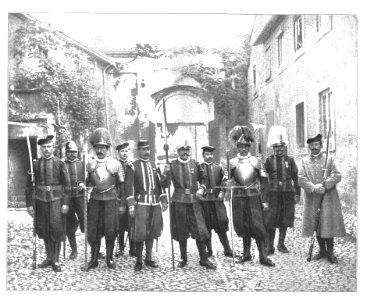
[277,227,289,253]
[68,233,78,260]
[52,241,62,272]
[196,239,216,269]
[314,236,327,259]
[87,240,100,270]
[218,232,233,257]
[178,240,188,268]
[206,236,213,257]
[38,239,52,268]
[256,238,275,267]
[134,242,144,271]
[266,229,276,255]
[106,240,116,269]
[129,236,137,257]
[239,236,252,262]
[144,239,159,268]
[326,238,338,264]
[115,231,125,257]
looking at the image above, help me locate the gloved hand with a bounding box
[262,202,269,211]
[196,188,204,200]
[129,206,135,218]
[218,191,225,199]
[77,182,86,191]
[161,202,168,212]
[314,184,325,195]
[119,205,126,215]
[61,205,69,214]
[163,164,170,175]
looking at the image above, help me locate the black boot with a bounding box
[68,233,78,260]
[326,238,338,264]
[256,238,275,267]
[87,241,100,270]
[145,239,159,268]
[52,241,62,272]
[314,236,327,259]
[115,232,125,257]
[266,230,275,255]
[277,227,289,253]
[239,236,252,262]
[197,240,216,269]
[218,233,233,257]
[134,242,144,271]
[206,237,213,258]
[178,240,188,268]
[38,239,52,268]
[106,240,116,269]
[129,237,137,257]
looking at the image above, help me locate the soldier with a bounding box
[298,134,346,264]
[200,146,233,257]
[25,135,71,272]
[86,128,125,270]
[62,141,85,260]
[161,134,216,269]
[264,126,300,255]
[228,125,275,267]
[115,141,137,258]
[125,140,168,271]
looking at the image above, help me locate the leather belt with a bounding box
[175,188,196,194]
[37,185,63,192]
[92,185,115,194]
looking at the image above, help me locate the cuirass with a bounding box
[233,159,258,186]
[90,161,116,191]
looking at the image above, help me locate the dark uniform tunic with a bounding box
[200,162,229,234]
[63,158,85,235]
[229,154,267,239]
[86,156,124,244]
[162,158,209,242]
[125,159,167,242]
[26,156,71,242]
[118,160,132,234]
[264,155,300,229]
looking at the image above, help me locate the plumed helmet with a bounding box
[172,127,194,150]
[65,141,78,152]
[229,125,254,147]
[266,125,289,148]
[89,128,111,147]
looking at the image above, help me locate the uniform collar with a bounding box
[237,153,251,159]
[204,161,213,165]
[139,158,150,162]
[178,157,190,164]
[67,158,79,162]
[43,155,54,160]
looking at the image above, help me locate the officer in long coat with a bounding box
[115,142,137,258]
[264,126,300,255]
[25,135,71,272]
[298,134,346,264]
[200,146,233,257]
[228,125,274,267]
[161,134,216,270]
[63,141,85,260]
[125,140,168,271]
[86,128,125,270]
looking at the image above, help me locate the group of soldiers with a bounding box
[25,124,346,273]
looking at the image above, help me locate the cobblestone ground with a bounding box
[6,204,357,292]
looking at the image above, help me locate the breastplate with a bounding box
[233,160,258,186]
[90,161,116,191]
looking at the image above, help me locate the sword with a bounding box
[226,150,235,267]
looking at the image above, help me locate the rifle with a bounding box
[162,98,175,270]
[26,132,37,270]
[307,123,331,262]
[82,130,89,271]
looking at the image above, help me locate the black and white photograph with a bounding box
[4,0,363,295]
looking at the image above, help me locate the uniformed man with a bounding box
[228,125,275,267]
[25,135,71,272]
[200,146,233,257]
[62,141,85,260]
[161,134,216,269]
[298,134,346,264]
[86,128,125,270]
[264,126,300,255]
[115,141,137,258]
[125,140,168,271]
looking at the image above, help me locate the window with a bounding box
[265,46,272,81]
[316,15,332,33]
[253,65,257,90]
[277,32,284,67]
[294,16,303,51]
[319,89,336,150]
[296,102,305,147]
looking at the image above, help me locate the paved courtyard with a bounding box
[6,203,357,292]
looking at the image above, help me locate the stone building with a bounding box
[247,15,357,211]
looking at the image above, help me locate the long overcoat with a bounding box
[298,153,346,238]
